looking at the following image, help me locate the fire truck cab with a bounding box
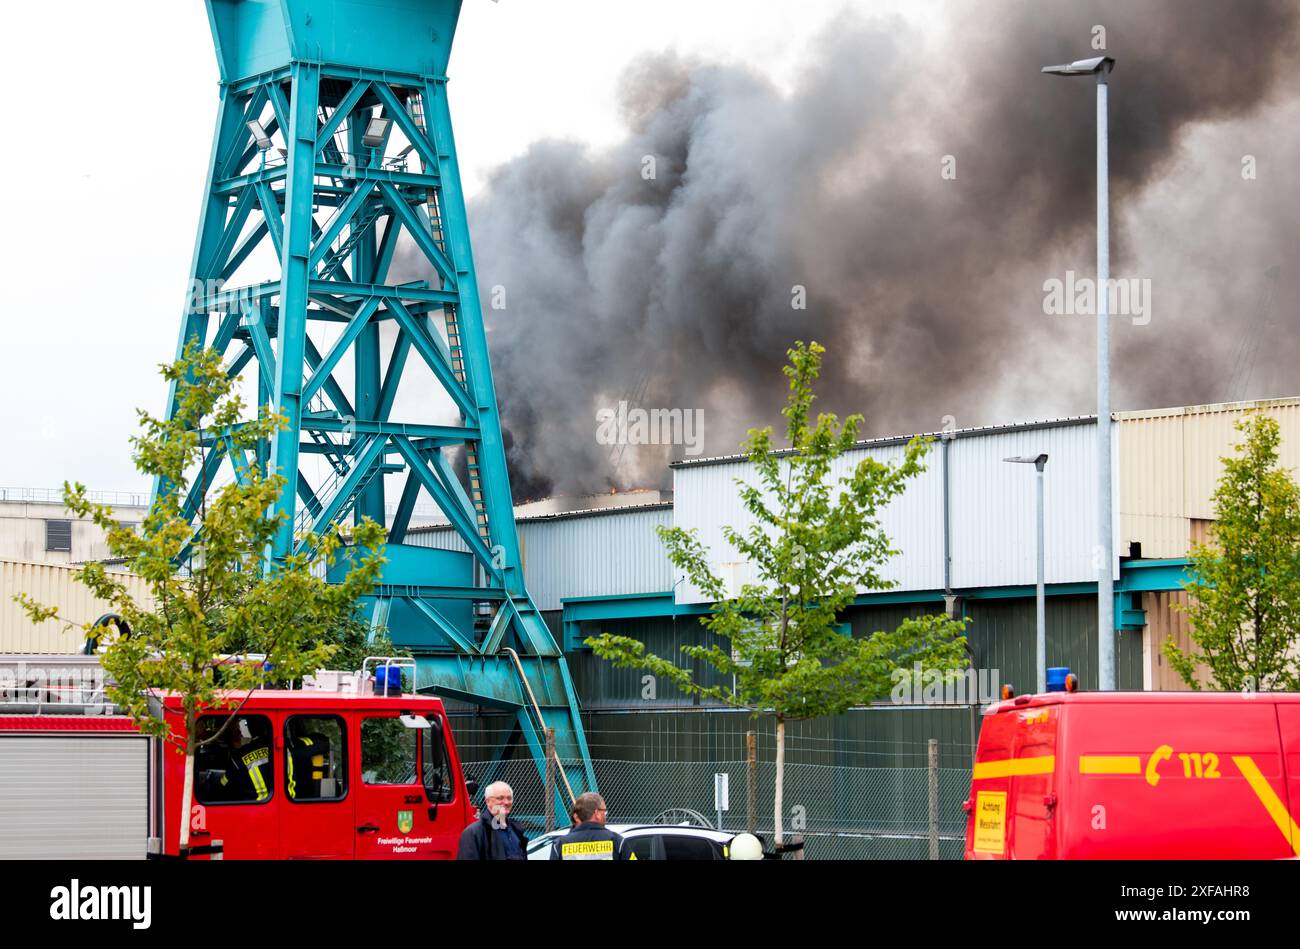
[964,672,1300,859]
[0,657,478,859]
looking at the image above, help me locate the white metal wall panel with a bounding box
[404,527,471,554]
[949,422,1103,588]
[674,421,1110,603]
[0,561,155,654]
[518,508,674,611]
[673,441,947,604]
[406,507,674,611]
[0,735,149,859]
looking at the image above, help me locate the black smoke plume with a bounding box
[414,0,1300,500]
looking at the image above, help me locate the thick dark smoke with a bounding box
[421,0,1300,500]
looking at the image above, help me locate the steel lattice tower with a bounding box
[167,0,594,799]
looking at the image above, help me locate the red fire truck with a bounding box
[964,674,1300,859]
[0,656,478,859]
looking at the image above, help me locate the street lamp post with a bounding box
[1042,55,1116,690]
[1006,454,1049,694]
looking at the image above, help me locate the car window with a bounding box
[622,835,661,861]
[661,834,721,860]
[285,714,346,802]
[361,717,418,785]
[194,714,273,805]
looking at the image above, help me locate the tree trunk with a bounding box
[179,751,195,856]
[774,714,785,848]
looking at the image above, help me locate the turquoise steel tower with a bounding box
[169,0,594,800]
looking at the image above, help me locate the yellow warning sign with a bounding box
[973,791,1007,854]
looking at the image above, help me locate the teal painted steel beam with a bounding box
[315,80,370,152]
[172,1,593,792]
[269,61,320,561]
[377,181,458,289]
[387,472,421,544]
[301,418,478,442]
[1116,558,1192,593]
[406,596,478,654]
[300,297,380,404]
[385,298,477,421]
[377,331,410,420]
[391,436,498,573]
[301,336,356,419]
[564,560,1195,629]
[350,108,386,528]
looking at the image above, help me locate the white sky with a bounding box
[0,0,935,494]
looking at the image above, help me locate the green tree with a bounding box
[587,341,968,848]
[1164,414,1300,691]
[17,343,386,853]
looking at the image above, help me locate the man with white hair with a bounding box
[456,780,530,860]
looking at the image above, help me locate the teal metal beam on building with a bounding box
[561,558,1193,648]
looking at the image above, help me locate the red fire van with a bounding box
[965,689,1300,859]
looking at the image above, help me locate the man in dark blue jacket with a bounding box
[456,781,529,860]
[550,793,624,860]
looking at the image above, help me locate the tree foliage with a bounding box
[586,341,968,845]
[17,342,388,749]
[1164,414,1300,691]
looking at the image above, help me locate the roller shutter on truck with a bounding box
[0,733,150,859]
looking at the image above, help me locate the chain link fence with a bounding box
[461,755,970,860]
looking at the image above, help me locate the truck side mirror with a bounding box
[465,777,479,798]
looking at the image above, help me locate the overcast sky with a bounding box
[0,0,930,494]
[1,0,1294,498]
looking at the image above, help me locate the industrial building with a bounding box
[5,397,1295,698]
[404,398,1293,697]
[2,400,1293,853]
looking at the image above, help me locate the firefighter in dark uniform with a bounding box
[550,792,624,860]
[219,719,273,803]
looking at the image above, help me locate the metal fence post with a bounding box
[544,727,556,832]
[746,731,757,836]
[927,738,939,861]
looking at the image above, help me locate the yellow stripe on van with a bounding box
[1078,755,1142,775]
[972,756,1055,779]
[1233,755,1300,857]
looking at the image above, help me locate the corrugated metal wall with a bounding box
[0,561,154,654]
[0,734,150,859]
[963,595,1142,693]
[518,508,674,611]
[560,597,1125,710]
[673,419,1113,603]
[671,444,946,604]
[1119,399,1300,558]
[949,421,1113,587]
[1143,590,1210,690]
[407,506,674,611]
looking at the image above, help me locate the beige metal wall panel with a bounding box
[1143,590,1212,691]
[1118,398,1299,559]
[0,561,153,654]
[0,500,146,566]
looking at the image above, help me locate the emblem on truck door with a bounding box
[397,810,413,833]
